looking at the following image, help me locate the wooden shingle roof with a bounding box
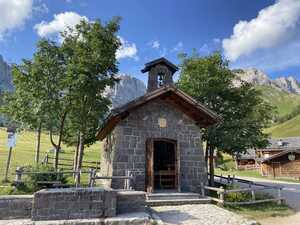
[96,85,222,140]
[141,57,178,74]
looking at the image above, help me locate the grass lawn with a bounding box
[225,202,295,221]
[0,127,101,183]
[265,114,300,138]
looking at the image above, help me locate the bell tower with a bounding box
[141,57,178,92]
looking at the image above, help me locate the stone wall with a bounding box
[32,188,117,221]
[101,99,207,192]
[117,191,146,214]
[0,195,33,219]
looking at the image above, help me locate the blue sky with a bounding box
[0,0,300,83]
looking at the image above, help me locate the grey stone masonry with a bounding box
[117,191,146,214]
[101,99,207,192]
[31,188,117,221]
[0,195,33,219]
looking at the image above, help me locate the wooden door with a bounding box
[146,139,154,192]
[272,162,281,178]
[176,140,180,192]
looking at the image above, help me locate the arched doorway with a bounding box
[146,138,179,192]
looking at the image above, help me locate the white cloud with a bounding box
[116,36,138,60]
[152,40,160,49]
[34,11,88,38]
[171,41,183,52]
[231,40,300,72]
[159,47,167,57]
[223,0,300,61]
[147,40,160,49]
[0,0,33,39]
[199,39,222,55]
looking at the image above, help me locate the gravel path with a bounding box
[152,204,256,225]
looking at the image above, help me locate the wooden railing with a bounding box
[237,164,260,170]
[42,153,100,170]
[13,167,93,187]
[202,174,284,206]
[88,170,135,190]
[13,167,135,190]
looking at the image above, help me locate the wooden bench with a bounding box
[37,181,63,188]
[155,170,175,189]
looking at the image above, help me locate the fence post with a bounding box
[44,154,49,165]
[227,175,230,184]
[88,168,95,187]
[277,188,282,205]
[57,168,61,181]
[251,189,255,201]
[200,182,205,197]
[75,170,81,187]
[15,167,23,184]
[218,186,225,206]
[126,170,131,190]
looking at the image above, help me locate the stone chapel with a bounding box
[97,57,221,193]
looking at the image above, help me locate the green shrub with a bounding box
[224,184,251,202]
[0,185,33,195]
[22,165,70,192]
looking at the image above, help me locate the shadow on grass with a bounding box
[225,202,295,219]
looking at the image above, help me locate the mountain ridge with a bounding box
[0,55,13,91]
[234,68,300,95]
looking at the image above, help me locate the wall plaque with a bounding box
[158,118,167,128]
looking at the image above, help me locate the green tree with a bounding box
[2,40,66,167]
[60,19,120,176]
[177,52,273,185]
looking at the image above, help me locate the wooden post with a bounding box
[57,168,61,181]
[200,182,205,197]
[44,154,49,165]
[127,170,132,190]
[251,189,255,201]
[227,175,230,184]
[15,167,23,183]
[88,168,95,187]
[4,147,13,182]
[218,186,225,206]
[277,188,282,205]
[75,170,81,187]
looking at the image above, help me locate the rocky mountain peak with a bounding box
[274,76,300,94]
[234,68,300,95]
[234,68,272,86]
[0,54,13,91]
[105,74,146,108]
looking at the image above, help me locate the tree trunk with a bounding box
[73,133,80,177]
[50,111,67,170]
[76,132,84,184]
[208,145,215,186]
[204,144,209,169]
[35,122,42,164]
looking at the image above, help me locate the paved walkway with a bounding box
[152,204,256,225]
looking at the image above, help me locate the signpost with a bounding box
[3,127,17,182]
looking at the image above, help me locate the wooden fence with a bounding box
[42,153,100,170]
[13,167,135,190]
[202,174,284,206]
[88,169,135,190]
[237,164,260,171]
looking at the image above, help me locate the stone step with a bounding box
[146,198,211,206]
[147,192,201,201]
